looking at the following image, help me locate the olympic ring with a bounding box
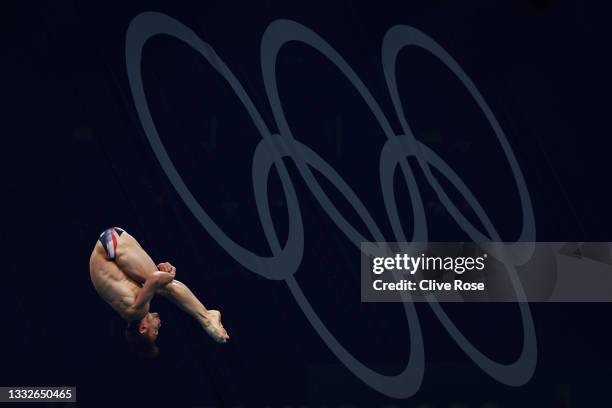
[260,20,427,396]
[386,136,537,385]
[256,135,425,397]
[381,27,536,384]
[126,12,537,397]
[126,11,303,281]
[382,26,536,265]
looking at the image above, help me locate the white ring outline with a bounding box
[126,11,304,280]
[382,26,536,385]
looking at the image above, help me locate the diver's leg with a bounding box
[156,280,229,343]
[112,230,159,284]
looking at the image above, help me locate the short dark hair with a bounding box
[125,321,160,359]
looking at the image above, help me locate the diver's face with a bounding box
[141,312,161,341]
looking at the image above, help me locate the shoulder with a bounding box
[122,303,149,322]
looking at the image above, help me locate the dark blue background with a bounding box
[3,1,612,406]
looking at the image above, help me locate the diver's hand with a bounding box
[157,262,176,275]
[152,270,175,287]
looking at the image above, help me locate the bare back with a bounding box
[89,242,144,321]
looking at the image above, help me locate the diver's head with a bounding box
[138,312,161,341]
[125,312,161,358]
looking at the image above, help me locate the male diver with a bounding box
[89,227,229,357]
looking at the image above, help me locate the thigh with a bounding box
[114,231,158,284]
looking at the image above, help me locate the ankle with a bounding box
[198,310,212,324]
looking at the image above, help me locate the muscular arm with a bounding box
[130,271,175,318]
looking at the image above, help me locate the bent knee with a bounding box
[155,280,181,297]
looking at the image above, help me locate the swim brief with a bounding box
[98,227,125,260]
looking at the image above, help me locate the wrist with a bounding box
[150,272,165,286]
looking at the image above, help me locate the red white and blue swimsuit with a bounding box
[98,227,125,260]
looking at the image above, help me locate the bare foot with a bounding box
[201,310,229,343]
